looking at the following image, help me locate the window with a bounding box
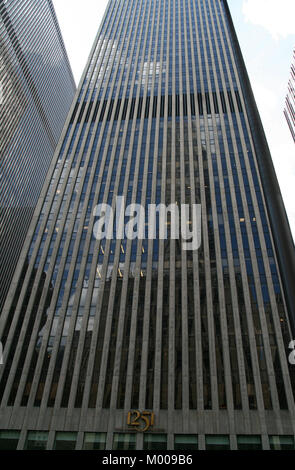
[83,433,106,450]
[205,435,230,450]
[143,434,167,450]
[237,435,262,450]
[269,436,295,450]
[0,431,20,450]
[53,432,77,450]
[174,435,198,450]
[25,431,48,450]
[113,433,136,450]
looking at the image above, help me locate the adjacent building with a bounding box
[1,0,295,451]
[0,0,76,311]
[284,49,295,142]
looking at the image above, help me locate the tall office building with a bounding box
[0,0,76,311]
[1,0,295,451]
[284,49,295,142]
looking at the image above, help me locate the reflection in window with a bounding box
[83,433,106,450]
[53,432,77,450]
[237,435,262,450]
[269,435,295,450]
[0,431,20,450]
[143,434,167,450]
[174,434,198,450]
[25,431,48,450]
[113,433,136,450]
[205,435,230,450]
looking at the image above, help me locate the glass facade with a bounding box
[205,435,230,451]
[269,435,295,451]
[25,431,49,450]
[0,0,295,450]
[0,431,20,450]
[174,435,198,450]
[0,0,76,311]
[237,435,262,451]
[83,433,107,450]
[53,432,77,450]
[143,434,168,450]
[284,48,295,143]
[113,433,136,450]
[0,430,294,450]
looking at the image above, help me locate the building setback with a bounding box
[284,49,295,143]
[0,0,76,312]
[1,0,295,451]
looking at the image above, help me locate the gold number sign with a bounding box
[127,411,155,432]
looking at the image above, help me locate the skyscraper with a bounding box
[0,0,76,311]
[1,0,295,451]
[284,48,295,143]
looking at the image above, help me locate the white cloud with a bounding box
[242,0,295,39]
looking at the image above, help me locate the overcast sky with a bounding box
[52,0,295,240]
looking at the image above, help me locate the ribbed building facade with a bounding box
[284,49,295,142]
[1,0,295,451]
[0,0,76,311]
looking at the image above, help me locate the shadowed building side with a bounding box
[0,0,76,312]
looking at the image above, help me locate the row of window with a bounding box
[0,431,294,451]
[70,89,243,125]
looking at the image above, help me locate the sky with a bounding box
[52,0,295,240]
